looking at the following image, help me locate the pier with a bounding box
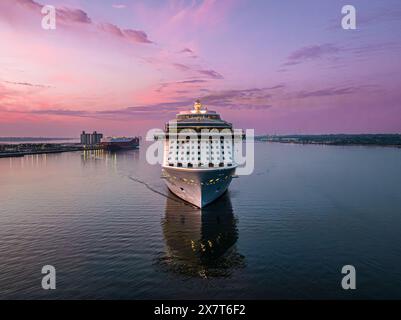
[0,143,103,158]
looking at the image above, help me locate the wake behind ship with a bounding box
[161,100,237,208]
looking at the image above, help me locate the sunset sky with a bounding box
[1,0,401,137]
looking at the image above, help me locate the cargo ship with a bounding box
[100,137,139,151]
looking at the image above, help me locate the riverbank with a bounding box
[255,134,401,148]
[0,143,102,158]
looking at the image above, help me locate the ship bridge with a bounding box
[166,100,232,131]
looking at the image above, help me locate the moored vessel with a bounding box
[101,137,139,151]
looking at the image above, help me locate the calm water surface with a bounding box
[1,143,401,299]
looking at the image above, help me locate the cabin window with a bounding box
[188,163,193,168]
[177,163,183,167]
[208,163,214,167]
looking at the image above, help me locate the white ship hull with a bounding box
[162,166,236,208]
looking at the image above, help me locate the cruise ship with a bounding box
[161,100,237,208]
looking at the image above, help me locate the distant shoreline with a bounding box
[255,134,401,148]
[0,137,75,142]
[257,140,401,148]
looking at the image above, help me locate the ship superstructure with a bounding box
[161,100,237,208]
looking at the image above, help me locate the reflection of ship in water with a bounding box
[158,192,245,278]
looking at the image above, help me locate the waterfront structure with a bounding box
[80,131,103,145]
[91,131,103,145]
[80,131,90,145]
[161,100,237,208]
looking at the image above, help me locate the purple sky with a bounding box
[1,0,401,136]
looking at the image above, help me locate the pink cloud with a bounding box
[99,23,153,44]
[11,0,153,44]
[57,7,92,24]
[15,0,91,24]
[172,63,191,71]
[284,44,340,66]
[198,69,224,79]
[180,48,194,54]
[15,0,41,11]
[98,22,125,37]
[123,29,153,44]
[3,80,52,88]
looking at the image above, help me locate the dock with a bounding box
[0,143,103,158]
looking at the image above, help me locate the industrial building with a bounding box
[80,131,103,145]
